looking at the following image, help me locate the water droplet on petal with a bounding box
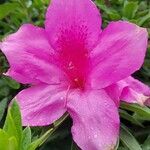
[94,134,98,138]
[60,97,64,100]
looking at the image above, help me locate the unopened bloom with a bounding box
[1,0,149,149]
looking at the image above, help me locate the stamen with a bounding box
[64,85,71,107]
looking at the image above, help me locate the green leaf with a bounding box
[8,136,18,150]
[142,135,150,150]
[3,109,17,138]
[108,10,121,20]
[137,12,150,26]
[133,112,150,121]
[115,139,120,150]
[120,125,142,150]
[71,141,79,150]
[3,76,20,89]
[95,3,121,20]
[28,113,68,150]
[0,3,20,19]
[122,0,138,19]
[0,129,9,150]
[10,101,22,140]
[0,98,8,121]
[120,102,150,119]
[0,130,18,150]
[3,101,22,148]
[0,86,10,97]
[138,1,148,11]
[117,147,128,150]
[95,0,105,5]
[21,127,32,150]
[28,128,53,150]
[119,109,143,127]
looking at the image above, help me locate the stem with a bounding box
[28,113,69,150]
[38,113,69,147]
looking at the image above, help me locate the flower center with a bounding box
[60,45,89,89]
[57,24,89,89]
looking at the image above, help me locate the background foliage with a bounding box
[0,0,150,150]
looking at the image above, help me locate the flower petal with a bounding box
[120,76,150,105]
[1,24,65,84]
[45,0,102,51]
[124,76,150,95]
[67,90,119,150]
[105,76,150,106]
[105,82,124,107]
[90,21,148,89]
[16,84,67,126]
[145,98,150,106]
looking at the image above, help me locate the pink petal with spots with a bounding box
[45,0,102,51]
[67,90,119,150]
[16,84,67,126]
[90,21,148,89]
[1,24,65,84]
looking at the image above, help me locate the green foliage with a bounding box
[0,101,22,150]
[120,125,142,150]
[122,1,138,19]
[95,0,150,32]
[0,98,8,121]
[21,127,32,150]
[121,102,150,120]
[0,3,20,19]
[119,109,143,127]
[142,135,150,150]
[71,142,79,150]
[3,101,22,148]
[3,76,20,90]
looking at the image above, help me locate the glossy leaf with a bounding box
[0,3,20,19]
[3,109,18,139]
[142,135,150,150]
[0,98,8,121]
[21,127,32,150]
[10,100,22,142]
[3,76,20,89]
[121,102,150,119]
[123,0,138,19]
[28,128,53,150]
[120,125,142,150]
[0,129,9,150]
[8,136,18,150]
[138,12,150,26]
[119,109,143,127]
[3,101,22,148]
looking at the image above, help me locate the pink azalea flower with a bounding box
[0,0,149,149]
